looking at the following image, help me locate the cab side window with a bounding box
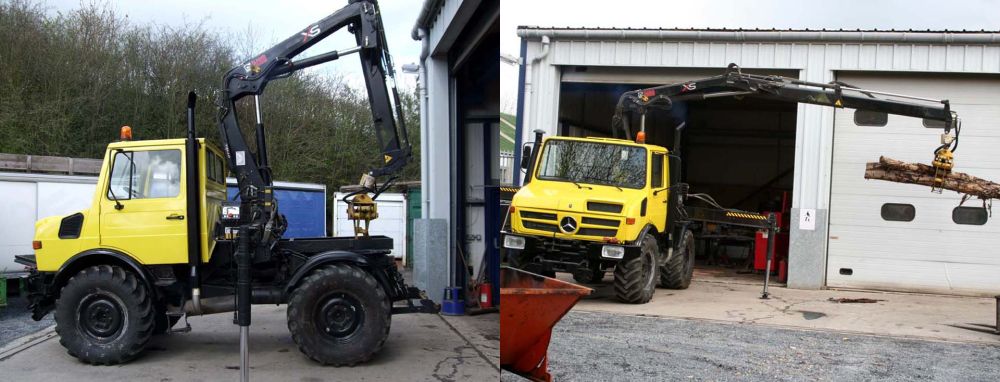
[206,151,226,184]
[108,150,182,200]
[651,153,664,188]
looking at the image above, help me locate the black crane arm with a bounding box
[613,64,958,153]
[217,0,411,209]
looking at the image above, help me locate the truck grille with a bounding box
[578,228,617,237]
[517,209,620,237]
[520,211,557,221]
[581,217,620,227]
[523,220,559,233]
[587,202,623,213]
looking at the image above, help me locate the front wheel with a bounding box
[54,265,155,365]
[613,235,659,304]
[287,264,391,366]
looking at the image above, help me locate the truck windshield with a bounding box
[536,139,646,189]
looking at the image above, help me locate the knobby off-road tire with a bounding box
[287,264,391,366]
[613,235,659,304]
[55,265,155,365]
[572,268,605,284]
[660,229,696,289]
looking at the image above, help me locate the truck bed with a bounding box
[276,235,393,254]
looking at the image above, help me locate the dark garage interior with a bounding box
[557,77,796,277]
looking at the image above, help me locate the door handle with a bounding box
[166,214,185,220]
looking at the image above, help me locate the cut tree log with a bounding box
[864,156,1000,200]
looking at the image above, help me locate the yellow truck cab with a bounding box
[32,138,228,273]
[502,134,696,304]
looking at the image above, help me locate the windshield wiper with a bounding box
[581,176,623,191]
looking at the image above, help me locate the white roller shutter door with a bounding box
[829,72,1000,295]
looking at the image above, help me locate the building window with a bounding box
[854,110,888,127]
[952,206,988,226]
[881,203,915,222]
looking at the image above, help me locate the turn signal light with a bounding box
[32,240,42,250]
[509,206,515,214]
[626,217,636,225]
[120,125,133,141]
[636,131,646,144]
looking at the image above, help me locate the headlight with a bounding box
[504,235,526,250]
[601,245,625,259]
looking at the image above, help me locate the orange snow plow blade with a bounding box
[500,266,592,381]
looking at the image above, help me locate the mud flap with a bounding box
[391,286,440,314]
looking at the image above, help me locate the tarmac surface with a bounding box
[0,292,54,346]
[1,304,499,381]
[565,270,1000,344]
[503,310,1000,382]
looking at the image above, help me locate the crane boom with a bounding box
[217,0,411,242]
[613,63,960,191]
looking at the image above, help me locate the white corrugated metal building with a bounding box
[514,27,1000,296]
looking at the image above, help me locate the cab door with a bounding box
[648,151,669,232]
[100,146,187,264]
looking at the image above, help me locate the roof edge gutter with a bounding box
[516,29,1000,45]
[412,0,445,40]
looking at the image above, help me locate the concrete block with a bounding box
[413,218,449,303]
[787,208,828,290]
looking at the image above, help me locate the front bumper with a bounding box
[501,232,641,273]
[14,255,55,321]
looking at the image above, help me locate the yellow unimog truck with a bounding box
[15,2,436,372]
[503,133,695,304]
[502,64,959,304]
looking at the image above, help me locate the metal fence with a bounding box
[499,151,514,185]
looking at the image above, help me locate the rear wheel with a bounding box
[660,229,696,289]
[54,265,154,365]
[287,264,391,366]
[613,235,659,304]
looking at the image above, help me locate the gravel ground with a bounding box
[503,311,1000,382]
[0,293,54,348]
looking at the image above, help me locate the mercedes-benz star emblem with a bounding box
[560,216,578,233]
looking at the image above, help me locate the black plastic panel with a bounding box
[58,213,84,239]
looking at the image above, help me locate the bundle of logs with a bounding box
[865,156,1000,200]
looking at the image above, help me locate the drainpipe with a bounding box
[523,36,550,147]
[417,27,431,215]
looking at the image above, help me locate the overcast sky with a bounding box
[500,0,1000,113]
[44,0,422,89]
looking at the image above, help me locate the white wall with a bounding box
[1,173,97,276]
[333,192,407,261]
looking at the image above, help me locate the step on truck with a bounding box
[502,63,959,304]
[15,0,436,371]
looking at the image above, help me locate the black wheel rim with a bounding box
[77,293,126,342]
[315,293,364,342]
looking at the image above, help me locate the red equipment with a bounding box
[501,267,592,382]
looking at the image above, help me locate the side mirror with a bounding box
[520,145,532,170]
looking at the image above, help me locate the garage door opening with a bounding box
[558,77,797,283]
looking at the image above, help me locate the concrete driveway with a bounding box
[564,271,1000,345]
[0,305,499,381]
